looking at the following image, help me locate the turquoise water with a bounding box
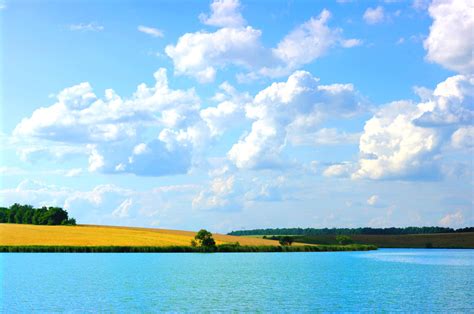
[1,249,473,312]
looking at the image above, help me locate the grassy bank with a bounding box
[0,244,377,253]
[263,233,474,248]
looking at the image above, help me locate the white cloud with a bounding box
[363,6,385,24]
[439,210,465,227]
[424,0,474,74]
[0,1,6,10]
[112,198,133,218]
[69,22,104,32]
[199,0,246,28]
[273,10,359,70]
[200,82,249,136]
[244,176,287,202]
[451,126,474,149]
[137,25,164,38]
[192,175,241,211]
[88,146,105,172]
[65,168,83,177]
[354,74,474,180]
[289,128,360,146]
[165,26,265,83]
[132,143,149,155]
[166,4,360,82]
[367,195,379,206]
[228,71,364,169]
[13,68,209,177]
[341,38,363,48]
[0,180,198,227]
[323,162,354,178]
[412,0,430,10]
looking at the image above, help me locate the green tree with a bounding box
[279,236,294,246]
[0,207,9,223]
[43,207,69,225]
[194,229,216,251]
[336,235,354,245]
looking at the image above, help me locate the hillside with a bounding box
[0,224,281,247]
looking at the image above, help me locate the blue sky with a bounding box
[1,0,472,232]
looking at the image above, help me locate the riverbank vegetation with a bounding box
[0,243,377,253]
[229,226,474,236]
[0,204,76,225]
[262,233,474,249]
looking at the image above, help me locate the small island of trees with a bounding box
[0,204,76,225]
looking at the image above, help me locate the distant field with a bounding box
[0,224,282,247]
[248,233,474,248]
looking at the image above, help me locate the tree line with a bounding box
[0,204,76,225]
[228,226,474,236]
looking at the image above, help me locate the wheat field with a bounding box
[0,224,282,247]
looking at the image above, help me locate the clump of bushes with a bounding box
[336,235,354,245]
[0,204,76,226]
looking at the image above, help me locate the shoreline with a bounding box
[0,244,377,253]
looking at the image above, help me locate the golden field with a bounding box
[0,223,282,247]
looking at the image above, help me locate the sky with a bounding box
[0,0,473,233]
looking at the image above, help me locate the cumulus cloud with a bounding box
[424,0,474,74]
[13,68,208,177]
[354,74,474,180]
[200,82,249,136]
[193,170,292,211]
[199,0,246,28]
[272,10,360,70]
[228,71,364,169]
[166,2,360,82]
[137,25,164,38]
[165,26,266,83]
[363,6,385,24]
[323,162,355,178]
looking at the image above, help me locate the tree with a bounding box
[194,229,216,251]
[43,207,69,225]
[336,235,354,245]
[279,236,294,246]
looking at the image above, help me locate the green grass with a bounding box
[0,244,377,253]
[283,233,474,248]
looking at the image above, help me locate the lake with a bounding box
[1,249,473,312]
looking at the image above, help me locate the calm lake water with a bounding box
[1,249,473,312]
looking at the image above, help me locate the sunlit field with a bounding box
[0,224,282,247]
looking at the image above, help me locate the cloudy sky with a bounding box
[0,0,472,232]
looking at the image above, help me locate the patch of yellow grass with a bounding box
[0,224,282,247]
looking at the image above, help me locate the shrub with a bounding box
[336,235,354,245]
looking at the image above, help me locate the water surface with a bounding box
[1,249,473,312]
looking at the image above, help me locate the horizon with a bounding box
[1,0,473,233]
